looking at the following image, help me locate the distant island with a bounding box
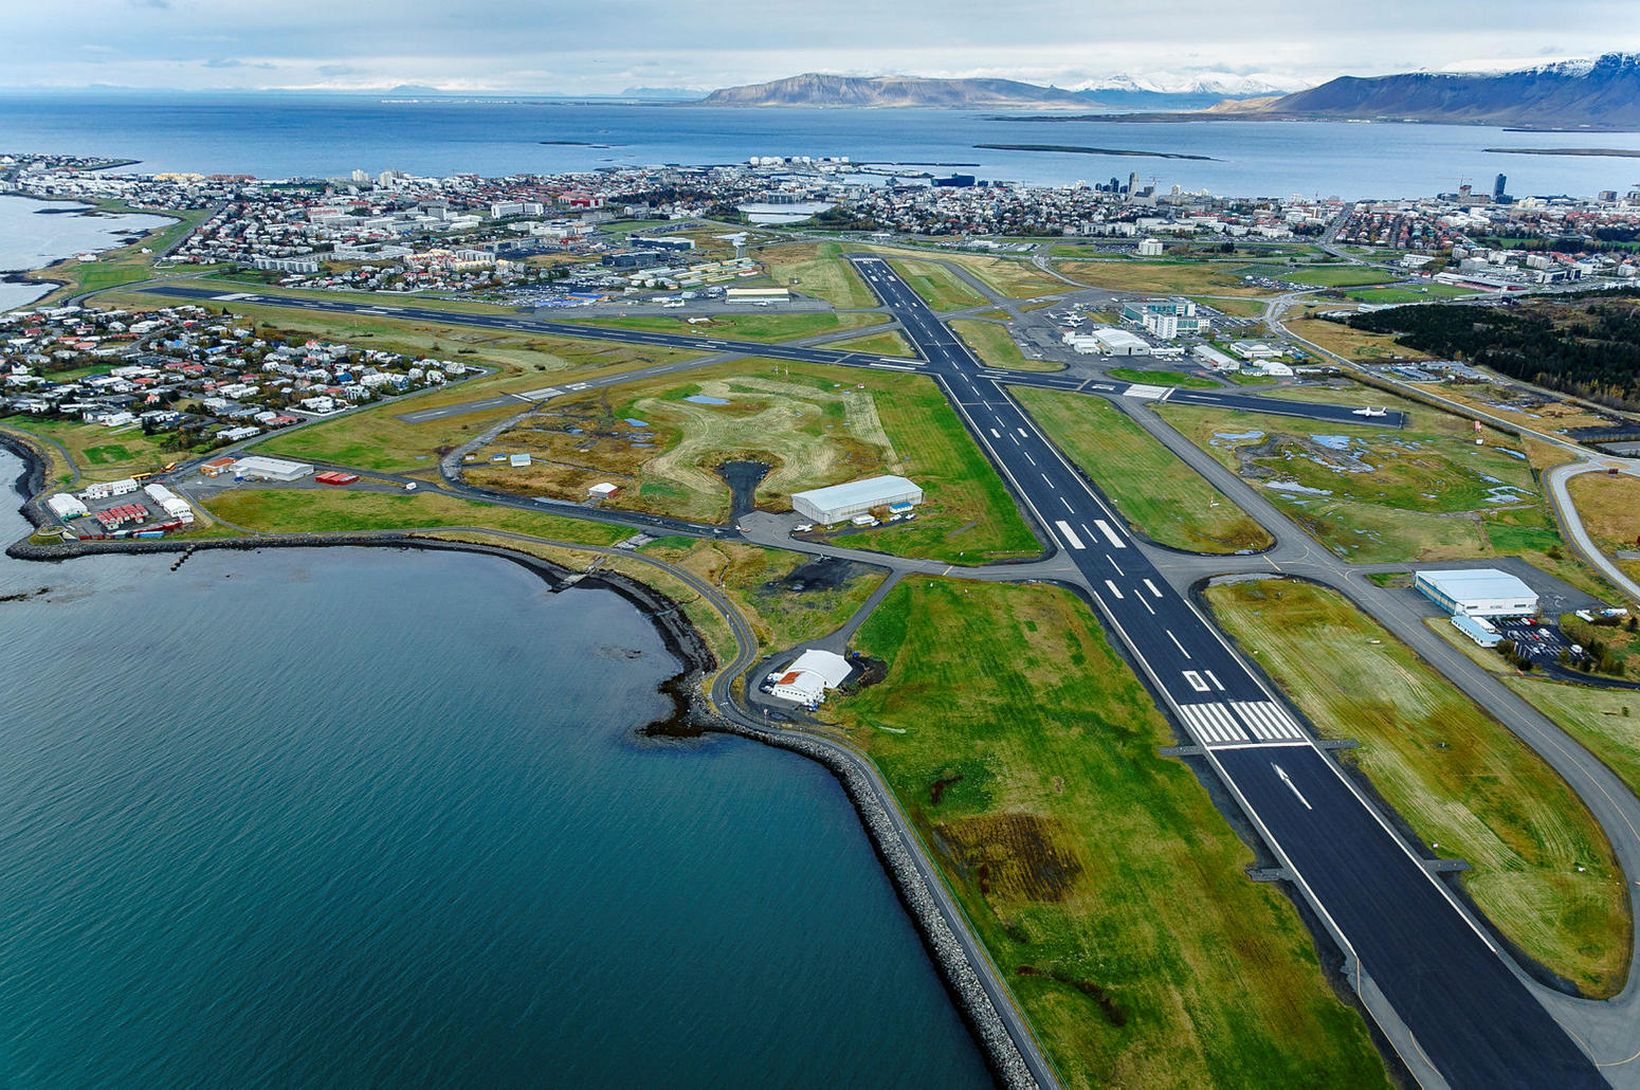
[1483,147,1640,158]
[975,143,1217,160]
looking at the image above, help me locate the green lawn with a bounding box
[1014,388,1272,554]
[1107,368,1219,389]
[950,319,1062,372]
[830,580,1389,1089]
[202,487,626,546]
[1052,259,1275,297]
[825,329,918,358]
[1344,284,1483,305]
[0,414,178,482]
[1206,578,1629,998]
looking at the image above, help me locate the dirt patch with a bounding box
[934,811,1083,903]
[716,459,770,519]
[765,555,866,594]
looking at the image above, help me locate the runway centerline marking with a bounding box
[1167,630,1191,659]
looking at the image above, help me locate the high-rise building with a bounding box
[1493,173,1507,201]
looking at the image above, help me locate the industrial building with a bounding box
[46,493,88,519]
[1415,568,1539,619]
[767,648,853,707]
[1121,298,1207,336]
[792,475,923,524]
[231,455,315,482]
[1064,327,1150,356]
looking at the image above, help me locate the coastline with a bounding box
[0,430,1040,1090]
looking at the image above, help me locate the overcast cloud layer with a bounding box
[6,0,1637,94]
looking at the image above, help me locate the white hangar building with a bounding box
[1414,568,1539,619]
[791,475,923,525]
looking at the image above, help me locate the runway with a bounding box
[141,284,1406,430]
[844,254,1602,1089]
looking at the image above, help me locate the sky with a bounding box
[5,0,1638,95]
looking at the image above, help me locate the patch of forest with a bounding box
[1346,292,1640,410]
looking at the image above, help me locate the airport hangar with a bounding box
[1414,568,1540,619]
[792,475,923,525]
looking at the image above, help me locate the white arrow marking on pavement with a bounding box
[1274,764,1313,810]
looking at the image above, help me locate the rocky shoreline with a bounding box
[0,431,1039,1090]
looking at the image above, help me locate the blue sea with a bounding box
[0,451,990,1088]
[2,90,1638,199]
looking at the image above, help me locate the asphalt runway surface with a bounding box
[845,253,1602,1089]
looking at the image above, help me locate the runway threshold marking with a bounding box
[1092,519,1126,549]
[1274,764,1313,810]
[1054,521,1086,550]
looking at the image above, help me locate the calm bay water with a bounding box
[2,91,1639,199]
[0,452,990,1088]
[0,195,171,311]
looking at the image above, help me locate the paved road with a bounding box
[1545,461,1640,608]
[138,283,1406,430]
[845,253,1605,1089]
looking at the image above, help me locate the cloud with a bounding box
[316,64,360,77]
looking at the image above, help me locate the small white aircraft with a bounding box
[1352,406,1388,418]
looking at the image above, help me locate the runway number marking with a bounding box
[1274,764,1313,810]
[1204,670,1224,691]
[1183,671,1211,693]
[1054,521,1086,550]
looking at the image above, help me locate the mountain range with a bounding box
[695,72,1285,110]
[1258,53,1640,128]
[696,55,1640,128]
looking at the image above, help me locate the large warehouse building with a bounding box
[1414,568,1540,618]
[767,649,853,707]
[792,475,923,524]
[232,455,315,482]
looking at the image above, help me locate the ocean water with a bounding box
[0,195,172,311]
[0,452,990,1088]
[2,90,1639,199]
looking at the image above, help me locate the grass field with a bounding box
[1106,367,1219,389]
[886,259,988,311]
[826,329,918,357]
[1506,680,1640,802]
[1284,315,1431,362]
[1052,259,1275,297]
[1236,264,1394,288]
[0,414,179,483]
[756,241,879,308]
[1014,389,1272,554]
[1156,390,1566,565]
[639,537,886,652]
[1206,578,1629,998]
[465,360,1040,561]
[1344,284,1483,305]
[831,579,1389,1088]
[564,310,884,343]
[863,246,1067,300]
[950,320,1062,372]
[1567,473,1640,556]
[1192,296,1269,317]
[201,486,627,546]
